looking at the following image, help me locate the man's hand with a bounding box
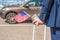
[32,17,44,25]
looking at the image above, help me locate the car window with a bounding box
[26,1,42,7]
[35,2,40,6]
[26,1,36,7]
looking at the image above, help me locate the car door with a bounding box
[25,1,42,16]
[22,1,41,16]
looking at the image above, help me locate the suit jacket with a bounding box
[39,0,60,27]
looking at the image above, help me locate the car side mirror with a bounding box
[24,5,30,9]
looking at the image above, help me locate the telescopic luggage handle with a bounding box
[31,14,47,40]
[32,25,36,40]
[44,25,47,40]
[32,24,47,40]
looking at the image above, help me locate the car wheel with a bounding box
[6,12,17,24]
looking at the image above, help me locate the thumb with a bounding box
[35,21,39,26]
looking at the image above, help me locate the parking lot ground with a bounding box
[0,17,51,40]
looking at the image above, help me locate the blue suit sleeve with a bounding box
[39,0,53,22]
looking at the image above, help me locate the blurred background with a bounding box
[0,0,51,40]
[0,0,42,5]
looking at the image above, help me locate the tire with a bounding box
[6,12,17,24]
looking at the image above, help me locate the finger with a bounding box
[35,22,39,26]
[39,22,44,25]
[32,20,37,24]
